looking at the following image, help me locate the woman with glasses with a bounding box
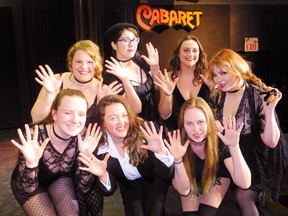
[103,22,161,126]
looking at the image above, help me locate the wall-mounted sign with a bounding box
[244,37,259,52]
[136,4,203,32]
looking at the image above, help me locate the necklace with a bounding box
[190,138,207,146]
[52,124,72,141]
[115,57,133,63]
[227,82,245,93]
[74,76,93,84]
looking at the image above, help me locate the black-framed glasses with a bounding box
[118,38,140,45]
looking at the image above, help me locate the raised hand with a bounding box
[11,124,49,168]
[260,87,282,110]
[78,123,102,154]
[141,42,159,67]
[164,130,190,161]
[105,57,129,81]
[78,150,110,178]
[217,116,244,147]
[35,64,65,95]
[140,121,166,155]
[215,120,224,133]
[154,69,178,96]
[97,81,123,101]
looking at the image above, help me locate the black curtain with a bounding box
[11,0,76,126]
[6,0,139,128]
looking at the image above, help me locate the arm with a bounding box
[218,116,251,189]
[165,130,191,195]
[31,65,65,122]
[11,125,49,195]
[105,58,142,114]
[260,88,282,148]
[154,70,178,120]
[140,42,161,89]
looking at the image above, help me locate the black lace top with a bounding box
[12,124,78,200]
[209,82,288,202]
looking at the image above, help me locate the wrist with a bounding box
[150,65,159,71]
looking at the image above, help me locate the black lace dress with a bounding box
[210,82,288,202]
[10,124,78,206]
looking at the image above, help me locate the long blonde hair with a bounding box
[178,97,218,197]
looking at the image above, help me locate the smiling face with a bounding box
[179,39,200,69]
[103,103,130,142]
[52,95,87,138]
[183,107,208,142]
[211,66,239,92]
[111,29,139,60]
[71,49,96,82]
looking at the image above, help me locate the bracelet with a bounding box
[174,159,183,164]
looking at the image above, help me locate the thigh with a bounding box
[48,177,79,216]
[23,192,57,216]
[200,177,230,208]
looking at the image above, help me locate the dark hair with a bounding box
[105,22,140,43]
[169,35,208,86]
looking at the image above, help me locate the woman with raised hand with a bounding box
[165,97,251,216]
[31,40,122,125]
[155,35,210,132]
[103,22,161,124]
[77,94,174,216]
[207,48,286,215]
[11,89,109,215]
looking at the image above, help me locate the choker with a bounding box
[227,82,245,93]
[52,124,72,141]
[74,76,93,84]
[115,57,133,63]
[190,138,207,146]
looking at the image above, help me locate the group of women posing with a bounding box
[10,22,286,216]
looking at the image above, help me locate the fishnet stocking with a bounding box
[22,177,79,216]
[77,185,103,216]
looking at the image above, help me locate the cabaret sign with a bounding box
[136,4,203,32]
